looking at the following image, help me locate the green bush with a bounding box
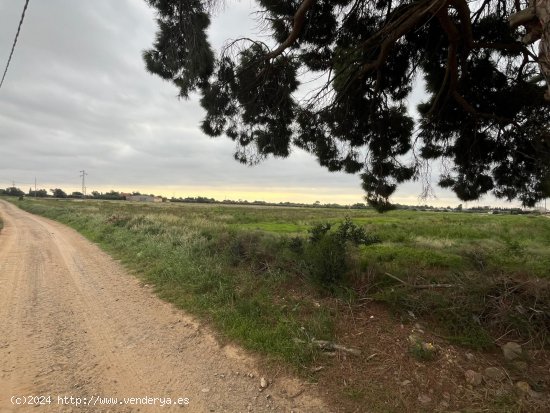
[288,236,304,254]
[305,230,348,286]
[304,218,380,288]
[335,217,381,245]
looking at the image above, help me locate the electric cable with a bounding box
[0,0,31,90]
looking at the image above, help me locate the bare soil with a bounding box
[0,200,327,413]
[313,300,550,412]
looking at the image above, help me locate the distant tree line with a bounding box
[0,186,544,214]
[169,196,370,209]
[169,196,540,214]
[0,187,136,200]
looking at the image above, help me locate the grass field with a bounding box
[5,197,550,411]
[8,197,549,357]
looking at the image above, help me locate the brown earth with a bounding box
[315,300,550,412]
[0,200,327,413]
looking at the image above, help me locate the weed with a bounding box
[106,213,130,227]
[408,336,437,361]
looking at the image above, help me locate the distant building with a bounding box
[126,195,162,203]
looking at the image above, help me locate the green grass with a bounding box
[7,197,550,355]
[235,221,307,233]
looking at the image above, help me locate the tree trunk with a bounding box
[510,0,550,101]
[537,0,550,100]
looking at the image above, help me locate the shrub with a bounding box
[308,222,332,243]
[335,217,381,245]
[288,236,304,254]
[304,218,380,288]
[305,231,348,286]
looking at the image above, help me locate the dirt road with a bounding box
[0,200,327,413]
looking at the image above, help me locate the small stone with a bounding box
[465,353,474,361]
[418,394,432,405]
[401,380,411,386]
[464,370,482,386]
[201,388,210,393]
[484,367,506,382]
[502,342,522,361]
[260,377,268,389]
[516,381,531,393]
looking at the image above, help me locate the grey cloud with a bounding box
[0,1,520,206]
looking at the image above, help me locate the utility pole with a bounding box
[80,170,88,198]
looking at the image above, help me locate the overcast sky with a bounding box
[0,0,523,207]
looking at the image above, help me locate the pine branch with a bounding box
[265,0,316,60]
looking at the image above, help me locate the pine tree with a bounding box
[144,0,550,211]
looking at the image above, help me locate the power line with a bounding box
[0,0,31,91]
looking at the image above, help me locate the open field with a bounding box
[6,197,550,412]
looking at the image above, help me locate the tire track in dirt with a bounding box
[0,200,328,412]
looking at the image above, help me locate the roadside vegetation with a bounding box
[10,197,549,349]
[4,197,550,411]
